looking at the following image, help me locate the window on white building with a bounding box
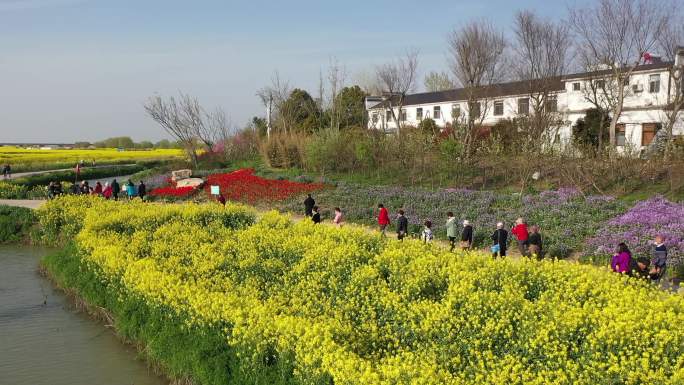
[433,106,441,119]
[386,110,393,122]
[400,109,407,121]
[595,79,606,89]
[494,101,504,116]
[616,124,626,146]
[649,74,660,93]
[416,108,423,120]
[545,97,558,113]
[518,98,529,115]
[623,76,630,86]
[372,112,378,124]
[572,82,581,91]
[452,104,461,119]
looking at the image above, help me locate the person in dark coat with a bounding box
[396,210,408,240]
[632,257,651,280]
[650,235,668,283]
[80,181,91,195]
[461,220,474,249]
[217,193,226,206]
[138,181,146,200]
[491,222,508,258]
[311,206,321,224]
[528,225,543,259]
[111,179,120,201]
[304,194,315,217]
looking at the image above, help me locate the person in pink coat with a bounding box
[333,207,344,227]
[611,242,632,274]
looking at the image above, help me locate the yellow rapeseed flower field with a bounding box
[0,146,184,169]
[38,196,684,385]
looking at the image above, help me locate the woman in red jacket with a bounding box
[511,217,529,257]
[377,204,390,236]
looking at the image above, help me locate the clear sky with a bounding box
[0,0,585,143]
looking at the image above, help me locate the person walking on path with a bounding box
[333,207,344,227]
[125,180,136,200]
[650,235,668,283]
[461,220,473,250]
[103,182,112,199]
[511,218,529,257]
[304,194,315,217]
[138,181,146,201]
[2,164,10,179]
[421,221,434,243]
[378,204,390,236]
[528,225,543,259]
[446,212,457,251]
[491,222,508,258]
[94,181,103,196]
[311,206,321,224]
[611,243,632,274]
[80,181,91,195]
[396,210,408,241]
[111,179,120,201]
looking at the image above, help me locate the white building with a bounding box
[367,49,684,151]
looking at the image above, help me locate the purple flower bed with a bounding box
[583,196,684,266]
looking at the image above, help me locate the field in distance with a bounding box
[1,146,185,172]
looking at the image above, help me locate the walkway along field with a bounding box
[32,196,684,385]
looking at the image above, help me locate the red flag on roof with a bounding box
[643,52,652,64]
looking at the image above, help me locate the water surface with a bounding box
[0,245,167,385]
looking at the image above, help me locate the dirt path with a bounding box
[0,197,534,258]
[0,199,46,209]
[6,164,136,179]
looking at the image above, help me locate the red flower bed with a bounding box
[205,168,324,203]
[149,186,196,198]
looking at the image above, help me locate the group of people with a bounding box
[303,195,544,258]
[304,194,344,226]
[611,236,668,284]
[48,178,146,201]
[2,164,11,179]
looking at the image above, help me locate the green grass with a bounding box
[42,244,302,385]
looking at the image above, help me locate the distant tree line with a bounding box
[73,137,183,150]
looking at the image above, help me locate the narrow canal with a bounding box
[0,245,167,385]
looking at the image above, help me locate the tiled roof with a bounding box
[371,61,674,108]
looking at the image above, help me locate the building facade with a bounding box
[367,50,684,151]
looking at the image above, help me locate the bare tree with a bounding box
[354,70,383,96]
[569,0,670,147]
[327,58,347,131]
[657,9,684,159]
[575,53,614,152]
[256,71,292,136]
[424,71,454,92]
[144,93,232,168]
[144,94,201,167]
[448,21,507,157]
[375,49,419,134]
[513,10,571,149]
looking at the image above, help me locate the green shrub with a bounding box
[0,181,28,199]
[0,205,36,243]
